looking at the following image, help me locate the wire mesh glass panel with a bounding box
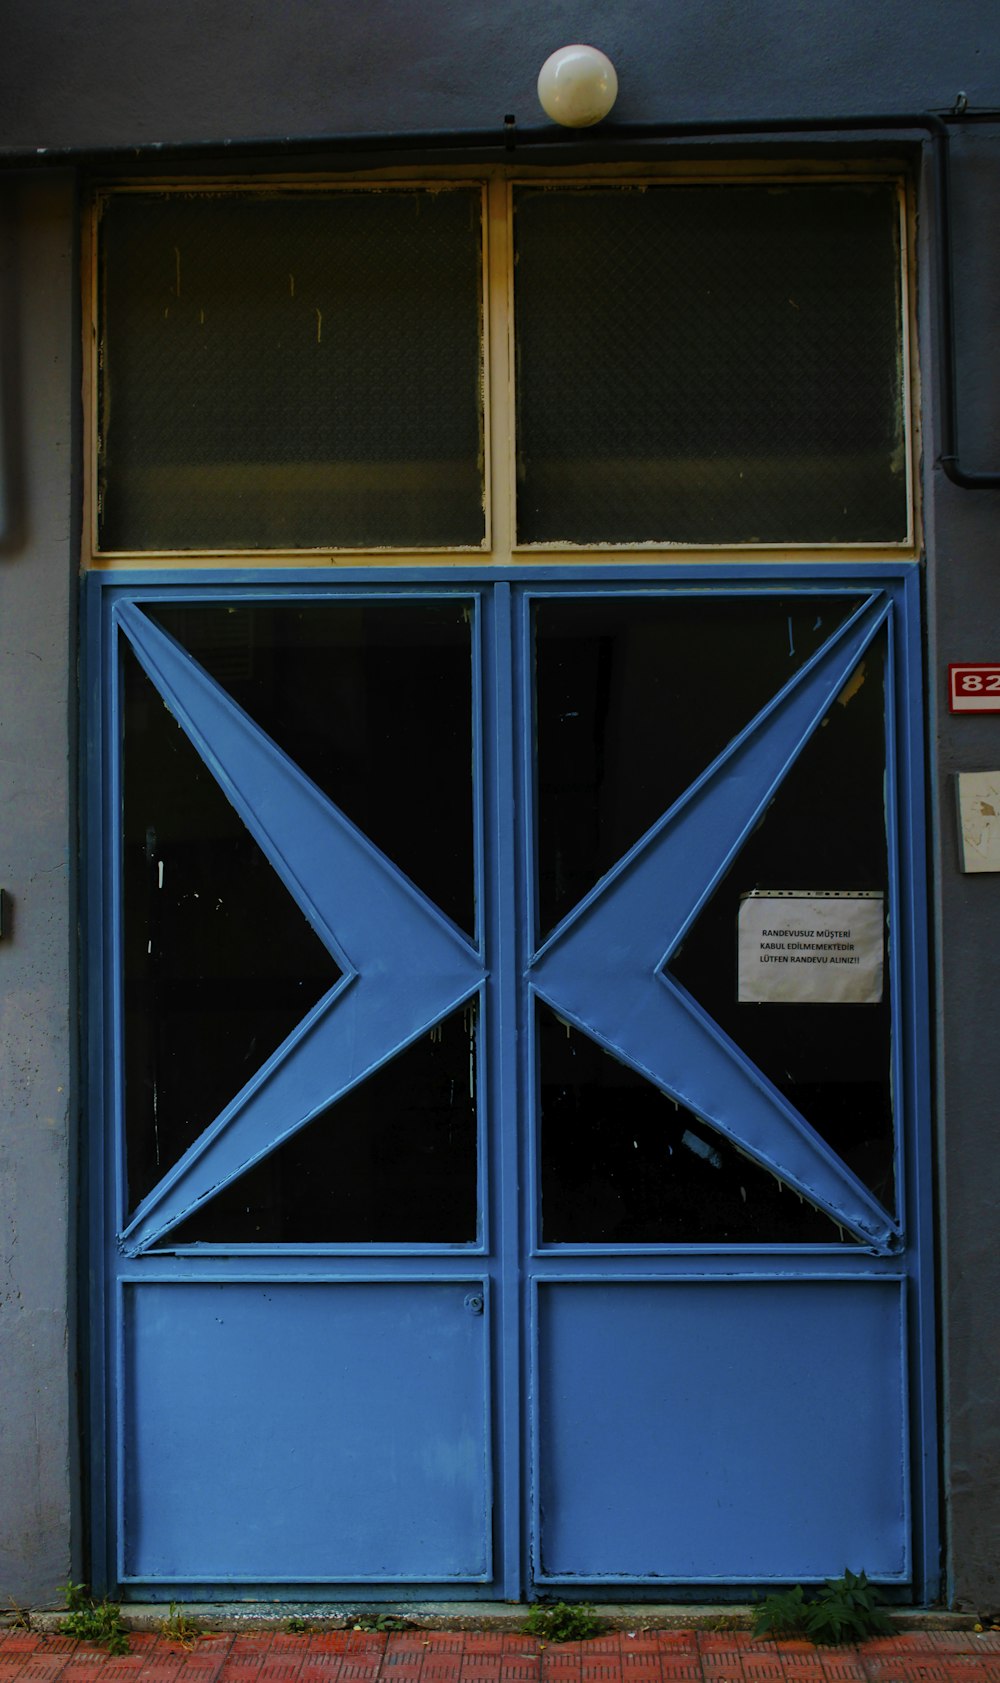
[538,1002,852,1244]
[121,640,342,1211]
[533,594,894,1239]
[149,598,477,936]
[99,188,485,551]
[533,592,862,938]
[669,629,894,1215]
[168,1002,479,1245]
[121,595,478,1224]
[514,183,907,546]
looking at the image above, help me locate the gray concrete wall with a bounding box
[0,174,77,1608]
[912,115,1000,1612]
[0,0,999,1614]
[0,0,998,150]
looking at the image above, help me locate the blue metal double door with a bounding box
[98,572,934,1600]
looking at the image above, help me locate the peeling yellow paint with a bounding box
[836,659,867,707]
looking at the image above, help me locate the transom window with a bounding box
[91,173,911,559]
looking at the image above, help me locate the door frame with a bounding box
[83,560,938,1602]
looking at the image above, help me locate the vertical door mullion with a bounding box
[894,570,939,1601]
[484,582,524,1599]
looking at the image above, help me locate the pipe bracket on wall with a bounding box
[931,113,1000,488]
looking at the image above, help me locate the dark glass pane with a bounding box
[534,596,894,1235]
[515,184,906,544]
[149,599,475,936]
[100,189,484,550]
[122,644,340,1211]
[538,1004,850,1244]
[534,594,860,938]
[168,1002,478,1244]
[670,632,894,1211]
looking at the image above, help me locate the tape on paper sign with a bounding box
[737,891,884,1004]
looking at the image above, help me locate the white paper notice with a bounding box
[737,892,884,1004]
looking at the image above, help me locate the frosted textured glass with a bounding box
[515,183,906,545]
[100,189,484,551]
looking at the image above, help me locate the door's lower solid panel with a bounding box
[122,1280,492,1583]
[533,1277,908,1584]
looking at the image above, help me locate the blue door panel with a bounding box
[88,570,934,1599]
[122,1280,492,1583]
[533,1279,908,1584]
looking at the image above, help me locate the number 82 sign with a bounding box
[949,664,1000,712]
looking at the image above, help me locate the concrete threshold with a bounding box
[28,1603,980,1635]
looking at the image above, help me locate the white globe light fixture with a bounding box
[537,44,619,128]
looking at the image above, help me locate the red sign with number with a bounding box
[949,664,1000,712]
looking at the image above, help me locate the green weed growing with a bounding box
[751,1570,893,1644]
[60,1582,130,1655]
[524,1602,605,1642]
[161,1602,203,1647]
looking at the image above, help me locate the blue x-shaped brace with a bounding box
[118,595,897,1255]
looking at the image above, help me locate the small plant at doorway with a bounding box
[351,1613,412,1632]
[161,1602,203,1647]
[3,1597,32,1631]
[751,1570,893,1643]
[750,1584,810,1638]
[60,1582,130,1655]
[524,1602,605,1642]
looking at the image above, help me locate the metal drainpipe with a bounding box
[2,108,999,495]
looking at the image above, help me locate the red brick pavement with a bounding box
[2,1631,1000,1683]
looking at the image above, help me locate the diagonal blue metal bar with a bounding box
[530,594,897,1250]
[117,605,484,1253]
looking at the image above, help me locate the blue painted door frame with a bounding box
[84,563,938,1602]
